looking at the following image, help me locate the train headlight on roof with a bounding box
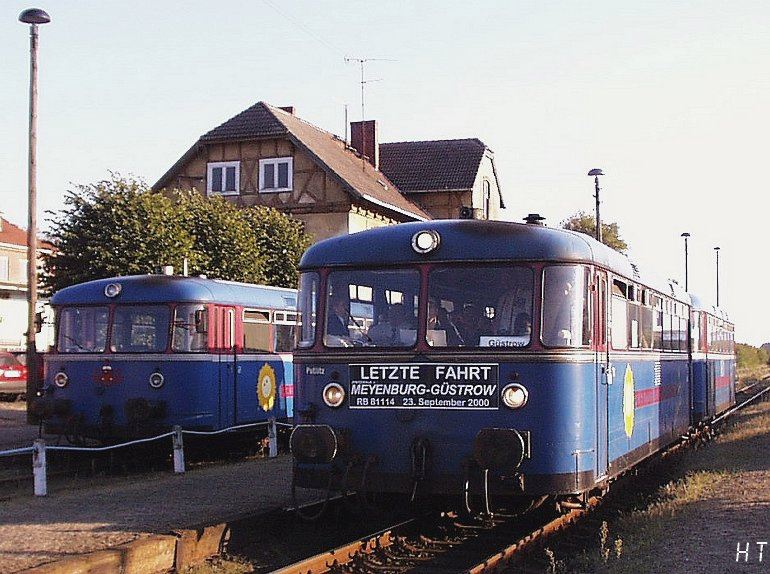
[411,230,441,254]
[501,383,528,409]
[104,283,122,298]
[322,382,345,408]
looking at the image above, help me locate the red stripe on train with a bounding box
[635,384,679,408]
[715,376,732,390]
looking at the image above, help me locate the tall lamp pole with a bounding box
[681,232,690,291]
[588,168,604,243]
[19,7,51,416]
[714,246,721,307]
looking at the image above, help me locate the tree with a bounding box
[42,175,312,293]
[174,191,266,284]
[242,206,312,289]
[42,175,194,294]
[560,211,628,253]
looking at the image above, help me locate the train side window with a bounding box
[243,309,271,352]
[542,265,590,348]
[172,304,208,352]
[662,310,673,351]
[273,311,297,353]
[610,278,628,350]
[691,311,700,350]
[298,273,318,349]
[628,299,640,348]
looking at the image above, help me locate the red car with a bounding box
[0,352,28,397]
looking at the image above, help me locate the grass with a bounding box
[559,400,770,573]
[737,364,770,384]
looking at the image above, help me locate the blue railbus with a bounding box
[690,295,736,422]
[290,219,735,509]
[38,275,296,441]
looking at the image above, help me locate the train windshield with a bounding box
[427,265,534,347]
[111,305,170,353]
[324,269,420,348]
[57,306,109,353]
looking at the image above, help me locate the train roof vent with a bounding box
[523,213,546,226]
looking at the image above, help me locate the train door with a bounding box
[213,305,237,428]
[594,270,609,480]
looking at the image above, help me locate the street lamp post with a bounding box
[714,246,721,307]
[587,169,604,243]
[681,232,690,291]
[19,7,51,416]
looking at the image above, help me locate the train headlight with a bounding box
[501,384,528,409]
[104,283,122,298]
[322,382,345,408]
[411,230,441,254]
[149,372,165,389]
[54,371,69,388]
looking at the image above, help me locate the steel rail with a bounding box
[272,519,411,574]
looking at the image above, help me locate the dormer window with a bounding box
[207,161,240,195]
[259,157,293,193]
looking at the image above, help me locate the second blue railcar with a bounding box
[38,274,297,440]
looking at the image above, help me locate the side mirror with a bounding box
[194,309,208,333]
[34,312,44,333]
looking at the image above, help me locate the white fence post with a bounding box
[268,417,278,458]
[172,426,185,474]
[32,439,47,496]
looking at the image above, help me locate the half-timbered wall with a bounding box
[163,138,400,242]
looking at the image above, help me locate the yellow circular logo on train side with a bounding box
[623,363,635,438]
[257,364,277,412]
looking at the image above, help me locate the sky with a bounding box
[2,1,769,345]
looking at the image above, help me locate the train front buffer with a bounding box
[291,360,596,499]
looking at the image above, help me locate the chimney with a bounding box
[350,120,379,169]
[278,106,295,115]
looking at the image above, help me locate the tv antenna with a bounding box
[344,56,395,120]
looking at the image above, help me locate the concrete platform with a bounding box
[0,454,306,573]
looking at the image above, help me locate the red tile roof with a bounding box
[0,218,28,247]
[155,102,430,221]
[0,217,53,250]
[379,139,487,193]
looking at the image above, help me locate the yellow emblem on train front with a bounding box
[623,363,635,438]
[257,364,277,412]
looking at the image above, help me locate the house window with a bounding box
[19,259,28,282]
[0,256,8,281]
[259,157,293,192]
[482,179,491,220]
[207,161,240,195]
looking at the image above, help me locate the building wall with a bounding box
[402,190,471,220]
[163,138,406,243]
[472,152,505,221]
[0,242,53,352]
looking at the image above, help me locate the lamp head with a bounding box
[19,8,51,24]
[587,168,604,176]
[681,232,690,238]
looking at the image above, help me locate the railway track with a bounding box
[271,380,770,574]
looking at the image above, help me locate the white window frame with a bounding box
[259,157,293,193]
[207,161,240,196]
[0,256,8,281]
